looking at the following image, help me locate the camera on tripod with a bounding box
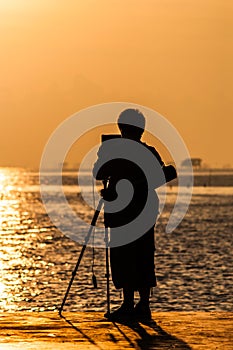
[101,134,177,187]
[101,134,121,142]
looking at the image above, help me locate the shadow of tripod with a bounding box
[60,313,104,350]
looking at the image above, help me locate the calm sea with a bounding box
[0,168,232,312]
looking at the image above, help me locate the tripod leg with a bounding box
[59,199,104,316]
[59,242,87,316]
[104,226,111,316]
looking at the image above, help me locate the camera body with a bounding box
[101,134,121,143]
[100,134,177,187]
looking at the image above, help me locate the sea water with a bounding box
[0,168,232,312]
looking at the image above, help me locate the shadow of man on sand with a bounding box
[113,318,192,350]
[61,313,191,349]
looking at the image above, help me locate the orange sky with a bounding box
[0,0,232,168]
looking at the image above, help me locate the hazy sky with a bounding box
[0,0,232,168]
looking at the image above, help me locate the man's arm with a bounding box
[147,144,177,187]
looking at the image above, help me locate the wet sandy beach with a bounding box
[0,311,232,349]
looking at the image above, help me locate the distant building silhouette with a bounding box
[181,158,202,168]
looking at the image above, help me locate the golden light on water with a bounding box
[0,169,15,195]
[0,172,6,193]
[0,168,35,311]
[0,170,17,309]
[0,168,60,311]
[0,281,6,294]
[0,281,8,310]
[0,170,20,230]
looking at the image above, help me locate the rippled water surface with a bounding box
[0,168,232,312]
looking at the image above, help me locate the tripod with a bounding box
[59,198,111,316]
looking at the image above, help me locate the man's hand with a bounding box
[100,188,117,201]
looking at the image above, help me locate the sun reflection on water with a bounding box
[0,168,65,312]
[0,168,37,311]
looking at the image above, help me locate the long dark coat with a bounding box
[93,140,164,290]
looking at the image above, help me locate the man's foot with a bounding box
[134,302,152,321]
[104,304,135,321]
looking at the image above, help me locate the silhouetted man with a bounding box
[93,108,174,321]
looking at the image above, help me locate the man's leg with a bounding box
[105,286,134,320]
[138,286,150,307]
[135,286,152,320]
[122,286,134,309]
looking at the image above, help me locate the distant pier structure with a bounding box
[181,158,202,169]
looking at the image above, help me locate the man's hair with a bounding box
[117,109,145,135]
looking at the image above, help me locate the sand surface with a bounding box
[0,312,232,349]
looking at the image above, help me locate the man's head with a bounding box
[117,109,145,140]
